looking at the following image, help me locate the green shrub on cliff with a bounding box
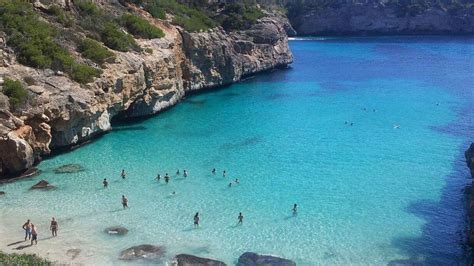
[0,1,100,84]
[120,13,165,39]
[101,22,138,52]
[3,78,27,108]
[0,251,51,265]
[78,38,115,65]
[46,4,74,27]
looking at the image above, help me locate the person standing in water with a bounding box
[223,170,226,177]
[194,212,200,228]
[212,168,216,175]
[122,195,129,209]
[235,178,239,184]
[50,217,58,237]
[164,173,169,184]
[292,204,298,216]
[22,219,32,241]
[121,169,126,179]
[183,170,188,177]
[156,174,161,182]
[176,169,180,176]
[103,178,108,188]
[237,212,244,225]
[30,224,38,245]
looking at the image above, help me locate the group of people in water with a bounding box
[21,218,58,246]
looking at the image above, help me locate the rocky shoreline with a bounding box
[0,2,293,178]
[465,144,474,249]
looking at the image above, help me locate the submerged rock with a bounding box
[237,252,295,266]
[119,244,165,261]
[0,191,5,196]
[175,254,226,266]
[66,248,81,260]
[105,226,128,235]
[31,180,55,190]
[54,164,84,174]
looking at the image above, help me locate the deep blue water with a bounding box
[0,37,473,265]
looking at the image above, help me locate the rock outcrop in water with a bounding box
[237,252,296,266]
[0,1,292,178]
[465,144,474,246]
[174,254,226,266]
[119,244,166,261]
[287,0,474,35]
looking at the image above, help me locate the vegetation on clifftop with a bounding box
[3,78,27,109]
[0,251,51,265]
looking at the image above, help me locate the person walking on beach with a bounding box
[50,217,58,237]
[292,204,298,216]
[22,219,32,241]
[103,178,108,188]
[194,212,200,228]
[30,224,38,245]
[164,173,169,184]
[212,168,216,175]
[237,212,244,225]
[122,195,129,208]
[183,170,188,178]
[121,169,126,179]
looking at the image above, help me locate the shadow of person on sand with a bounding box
[7,240,24,246]
[15,244,32,250]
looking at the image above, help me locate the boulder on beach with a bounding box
[105,226,128,235]
[119,244,165,261]
[237,252,296,266]
[54,164,84,174]
[31,180,55,190]
[175,254,226,266]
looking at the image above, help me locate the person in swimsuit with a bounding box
[176,169,180,176]
[30,224,38,245]
[194,212,200,228]
[238,212,243,225]
[164,173,169,184]
[235,178,239,184]
[50,217,58,237]
[156,174,161,182]
[292,203,298,216]
[183,170,188,177]
[22,219,32,241]
[228,182,232,187]
[122,195,129,208]
[212,168,216,175]
[103,178,108,188]
[223,170,226,177]
[121,169,126,179]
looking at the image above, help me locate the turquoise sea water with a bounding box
[1,37,474,265]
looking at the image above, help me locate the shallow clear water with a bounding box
[1,37,474,265]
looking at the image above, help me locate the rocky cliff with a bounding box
[288,1,474,35]
[0,1,292,178]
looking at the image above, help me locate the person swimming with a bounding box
[103,178,108,188]
[292,203,298,216]
[176,169,180,175]
[228,182,232,187]
[223,170,226,177]
[212,168,216,175]
[183,170,188,177]
[121,169,126,179]
[165,173,169,184]
[156,174,161,181]
[194,212,200,228]
[350,122,354,126]
[122,195,128,208]
[235,178,239,184]
[238,212,243,225]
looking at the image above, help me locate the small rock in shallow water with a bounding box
[104,226,128,235]
[175,254,226,266]
[66,249,81,260]
[0,191,5,196]
[54,164,84,174]
[31,180,55,190]
[237,252,295,266]
[119,244,165,261]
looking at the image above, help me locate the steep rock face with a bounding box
[292,5,474,35]
[181,16,293,91]
[0,6,293,177]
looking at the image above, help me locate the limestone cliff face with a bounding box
[291,5,474,35]
[0,6,292,177]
